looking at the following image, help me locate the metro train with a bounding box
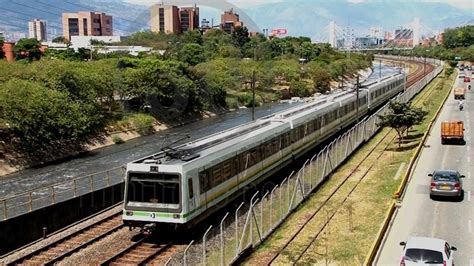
[122,73,406,231]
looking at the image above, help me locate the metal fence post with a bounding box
[249,192,259,245]
[202,225,212,265]
[235,201,245,256]
[260,191,269,238]
[220,212,229,266]
[183,240,194,266]
[165,256,172,266]
[279,178,287,222]
[270,185,278,230]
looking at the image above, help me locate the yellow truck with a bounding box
[441,121,464,144]
[454,87,465,100]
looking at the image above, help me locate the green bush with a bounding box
[112,135,125,144]
[129,113,155,135]
[290,80,312,97]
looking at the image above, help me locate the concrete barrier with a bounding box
[0,183,124,255]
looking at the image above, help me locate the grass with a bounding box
[243,67,455,265]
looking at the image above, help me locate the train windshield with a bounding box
[126,172,180,209]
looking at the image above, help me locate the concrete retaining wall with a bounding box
[0,183,124,255]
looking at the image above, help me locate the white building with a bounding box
[68,36,154,56]
[70,35,122,50]
[28,19,47,41]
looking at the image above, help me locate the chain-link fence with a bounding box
[0,167,124,221]
[169,59,443,265]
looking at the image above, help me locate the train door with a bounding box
[187,175,197,215]
[198,168,209,209]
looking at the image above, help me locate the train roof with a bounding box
[129,73,404,166]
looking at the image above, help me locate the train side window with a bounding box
[272,138,278,153]
[199,171,209,194]
[212,164,223,186]
[264,141,272,158]
[240,152,249,171]
[188,178,194,199]
[222,160,232,180]
[249,148,260,165]
[232,157,239,177]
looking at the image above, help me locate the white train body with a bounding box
[123,73,405,227]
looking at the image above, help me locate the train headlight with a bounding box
[125,211,134,216]
[173,214,180,219]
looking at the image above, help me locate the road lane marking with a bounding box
[468,156,471,163]
[468,190,471,202]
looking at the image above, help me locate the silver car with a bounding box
[429,170,464,198]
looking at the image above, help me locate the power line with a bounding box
[35,0,146,33]
[12,0,61,18]
[63,0,149,28]
[0,7,63,30]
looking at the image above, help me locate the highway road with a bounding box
[377,71,474,265]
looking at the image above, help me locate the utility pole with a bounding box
[251,69,256,121]
[356,75,360,123]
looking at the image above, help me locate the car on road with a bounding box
[464,76,471,83]
[429,170,464,198]
[399,236,456,265]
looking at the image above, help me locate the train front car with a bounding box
[123,160,185,233]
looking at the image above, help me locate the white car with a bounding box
[399,236,456,265]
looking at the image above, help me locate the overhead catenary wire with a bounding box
[34,0,148,33]
[63,0,149,28]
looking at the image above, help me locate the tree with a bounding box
[178,43,205,65]
[289,80,312,97]
[443,25,474,49]
[377,102,427,148]
[52,36,70,45]
[232,26,250,48]
[311,66,331,94]
[14,38,42,61]
[0,79,102,157]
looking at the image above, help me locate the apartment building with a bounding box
[28,19,47,41]
[62,12,113,40]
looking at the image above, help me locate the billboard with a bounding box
[271,28,288,36]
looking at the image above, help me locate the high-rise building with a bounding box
[179,6,199,32]
[28,19,47,41]
[150,4,181,34]
[150,4,200,34]
[62,12,113,40]
[220,9,243,34]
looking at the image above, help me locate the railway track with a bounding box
[264,60,435,264]
[8,211,123,265]
[267,123,397,264]
[99,237,173,265]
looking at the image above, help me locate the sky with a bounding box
[125,0,473,9]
